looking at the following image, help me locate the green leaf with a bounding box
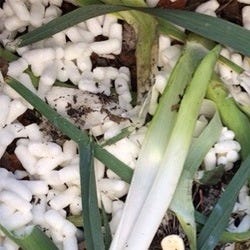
[101,204,112,249]
[0,225,58,250]
[207,75,250,160]
[79,142,105,250]
[197,155,250,250]
[195,211,250,243]
[6,77,133,183]
[137,8,250,56]
[18,5,250,57]
[170,104,222,250]
[197,165,224,185]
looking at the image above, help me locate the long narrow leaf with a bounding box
[195,211,250,243]
[17,5,250,56]
[124,45,221,249]
[207,75,250,159]
[170,102,222,250]
[6,77,133,183]
[110,35,212,250]
[138,8,250,56]
[79,142,105,250]
[197,155,250,250]
[0,225,58,250]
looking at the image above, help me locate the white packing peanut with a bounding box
[16,138,29,146]
[242,6,250,30]
[112,200,124,214]
[0,94,10,127]
[93,67,106,80]
[98,178,129,199]
[5,99,27,124]
[4,15,28,32]
[155,72,168,94]
[0,204,15,218]
[3,178,32,201]
[119,92,132,105]
[15,144,37,175]
[235,215,250,232]
[76,56,92,72]
[63,236,78,250]
[106,67,119,79]
[161,45,181,68]
[39,62,57,87]
[36,155,66,175]
[219,129,235,141]
[0,127,15,146]
[0,190,32,213]
[56,60,68,82]
[32,197,47,226]
[106,169,120,180]
[78,78,98,93]
[226,150,239,162]
[115,77,129,95]
[64,42,88,61]
[22,48,56,66]
[65,27,84,43]
[61,220,77,237]
[101,193,113,214]
[90,39,121,55]
[28,141,62,158]
[231,53,243,67]
[14,170,28,180]
[9,123,27,138]
[44,209,67,232]
[146,0,159,7]
[109,23,122,41]
[64,60,81,84]
[214,140,241,154]
[49,186,80,210]
[159,35,171,53]
[30,2,45,27]
[25,123,43,141]
[69,196,82,215]
[56,50,65,61]
[49,0,63,6]
[58,164,80,183]
[41,171,64,186]
[21,180,49,195]
[217,155,228,165]
[46,189,61,202]
[8,58,28,77]
[94,159,105,180]
[109,208,123,235]
[203,148,217,171]
[63,140,77,157]
[86,17,103,36]
[224,162,234,171]
[7,0,30,21]
[3,2,14,16]
[103,15,117,36]
[195,0,219,16]
[31,61,46,77]
[44,5,62,20]
[53,32,66,47]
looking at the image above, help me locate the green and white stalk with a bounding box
[123,45,221,249]
[170,100,222,250]
[110,36,214,250]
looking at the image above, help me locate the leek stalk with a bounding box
[123,45,221,249]
[110,37,216,250]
